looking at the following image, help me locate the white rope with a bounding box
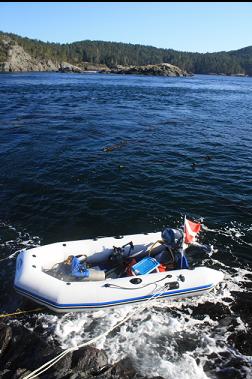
[23,281,171,379]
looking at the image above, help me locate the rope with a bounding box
[23,281,171,379]
[105,273,172,290]
[0,250,21,263]
[0,307,44,319]
[147,240,163,254]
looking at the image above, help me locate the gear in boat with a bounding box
[45,227,188,282]
[14,217,224,312]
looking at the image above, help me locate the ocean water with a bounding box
[0,72,252,378]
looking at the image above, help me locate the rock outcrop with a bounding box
[0,37,190,76]
[101,63,190,77]
[0,321,163,379]
[59,62,82,73]
[0,37,108,74]
[0,37,59,72]
[0,37,86,73]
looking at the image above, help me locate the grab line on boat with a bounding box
[104,273,173,290]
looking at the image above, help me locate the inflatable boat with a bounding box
[14,223,224,313]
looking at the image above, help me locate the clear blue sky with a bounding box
[1,2,252,53]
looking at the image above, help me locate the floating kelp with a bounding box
[103,140,128,152]
[204,155,212,160]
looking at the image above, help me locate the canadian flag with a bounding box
[184,217,201,244]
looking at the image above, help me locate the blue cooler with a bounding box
[132,257,160,275]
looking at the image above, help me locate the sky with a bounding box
[1,2,252,53]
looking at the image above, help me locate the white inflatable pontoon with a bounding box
[14,231,224,313]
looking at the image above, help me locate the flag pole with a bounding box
[181,215,186,268]
[182,215,187,252]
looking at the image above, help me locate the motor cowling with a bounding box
[161,228,183,249]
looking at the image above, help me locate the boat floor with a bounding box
[43,242,181,282]
[43,258,178,282]
[44,262,127,282]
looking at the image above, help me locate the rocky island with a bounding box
[101,63,190,76]
[0,36,190,76]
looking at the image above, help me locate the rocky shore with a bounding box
[0,37,189,76]
[0,38,59,72]
[0,37,105,73]
[101,63,190,77]
[1,285,251,379]
[0,319,163,379]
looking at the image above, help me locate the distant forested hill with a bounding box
[0,31,251,75]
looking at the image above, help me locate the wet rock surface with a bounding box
[190,301,232,321]
[165,295,252,379]
[0,323,12,358]
[0,321,163,379]
[231,291,252,327]
[70,346,108,376]
[96,357,151,379]
[227,331,252,356]
[204,353,251,379]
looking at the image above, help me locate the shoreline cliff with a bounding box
[0,37,190,77]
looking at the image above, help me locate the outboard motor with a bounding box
[161,228,183,250]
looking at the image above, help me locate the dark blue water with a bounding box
[0,73,251,245]
[0,73,252,379]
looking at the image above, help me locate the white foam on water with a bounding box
[4,221,252,378]
[35,257,251,379]
[98,309,217,379]
[43,301,215,379]
[203,221,252,247]
[0,222,41,261]
[29,245,251,378]
[155,355,208,379]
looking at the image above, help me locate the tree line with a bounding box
[1,31,252,75]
